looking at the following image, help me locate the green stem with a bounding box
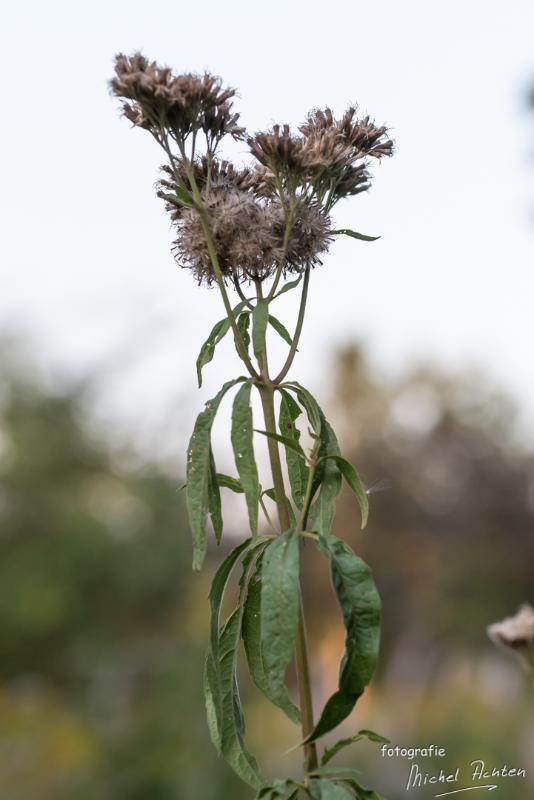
[258,384,318,775]
[274,266,310,384]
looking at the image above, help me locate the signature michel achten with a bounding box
[406,759,526,794]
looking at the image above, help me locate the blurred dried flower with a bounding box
[488,604,534,650]
[110,53,244,144]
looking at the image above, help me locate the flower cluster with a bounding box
[111,53,244,146]
[111,53,393,287]
[162,159,331,285]
[249,107,393,208]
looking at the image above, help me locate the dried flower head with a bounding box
[300,106,394,160]
[170,187,331,286]
[110,53,244,145]
[248,107,393,210]
[487,605,534,651]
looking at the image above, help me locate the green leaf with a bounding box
[217,473,244,493]
[331,228,380,242]
[206,540,267,789]
[237,311,251,351]
[255,428,307,459]
[320,455,369,528]
[231,382,260,538]
[196,301,247,387]
[321,730,390,766]
[218,607,265,788]
[205,539,252,752]
[242,552,300,723]
[262,488,297,527]
[310,767,361,779]
[279,389,309,510]
[252,298,269,366]
[337,780,386,800]
[261,530,300,722]
[308,415,342,536]
[281,384,341,532]
[269,315,293,346]
[273,275,302,298]
[282,382,322,442]
[309,779,356,799]
[305,537,381,743]
[257,780,300,799]
[208,446,223,543]
[186,378,245,569]
[158,184,195,207]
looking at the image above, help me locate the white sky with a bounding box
[1,0,534,459]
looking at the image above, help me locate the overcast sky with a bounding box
[1,0,534,457]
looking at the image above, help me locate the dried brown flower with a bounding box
[488,605,534,651]
[110,53,244,144]
[170,186,331,285]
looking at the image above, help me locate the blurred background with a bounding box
[1,1,534,798]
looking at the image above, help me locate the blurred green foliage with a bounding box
[0,369,250,799]
[1,346,533,799]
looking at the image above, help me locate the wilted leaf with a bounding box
[305,536,381,743]
[253,299,269,368]
[186,378,245,570]
[208,446,223,542]
[231,382,260,538]
[279,389,309,510]
[242,552,300,723]
[261,530,300,723]
[320,455,369,528]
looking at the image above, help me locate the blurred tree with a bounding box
[0,358,250,800]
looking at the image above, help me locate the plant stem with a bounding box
[258,384,318,775]
[274,266,310,384]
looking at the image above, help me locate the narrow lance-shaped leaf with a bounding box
[242,551,300,723]
[205,540,268,788]
[262,488,297,527]
[196,301,247,387]
[331,228,380,242]
[208,445,223,543]
[205,539,252,751]
[237,311,251,351]
[261,529,300,721]
[304,536,381,743]
[282,382,322,442]
[273,274,302,299]
[309,778,356,800]
[279,389,309,510]
[308,414,342,535]
[158,183,195,208]
[268,314,293,346]
[216,473,244,493]
[218,607,265,789]
[255,428,307,459]
[252,298,269,369]
[219,543,269,788]
[231,382,260,538]
[281,383,341,532]
[186,377,245,570]
[321,730,390,766]
[320,454,369,528]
